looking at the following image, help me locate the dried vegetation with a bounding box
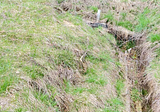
[0,0,160,112]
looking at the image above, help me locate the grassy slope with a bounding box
[1,0,160,111]
[0,0,125,111]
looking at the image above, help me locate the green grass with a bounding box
[4,0,160,111]
[0,50,17,94]
[34,91,57,107]
[72,87,87,94]
[56,0,65,4]
[148,57,160,80]
[103,12,114,22]
[0,0,120,110]
[149,34,160,42]
[131,88,142,102]
[89,6,98,12]
[117,21,134,31]
[23,65,45,79]
[85,68,108,86]
[135,7,151,32]
[55,50,76,68]
[115,80,125,96]
[0,75,15,94]
[104,98,124,112]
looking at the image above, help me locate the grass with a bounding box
[131,88,142,102]
[148,57,160,80]
[104,98,124,112]
[149,34,160,42]
[103,12,114,22]
[85,68,108,86]
[55,50,76,68]
[0,0,125,111]
[15,108,26,112]
[56,0,65,4]
[0,45,18,94]
[89,6,98,12]
[2,0,160,111]
[117,21,134,31]
[115,79,125,96]
[72,87,87,94]
[34,91,57,107]
[134,7,151,32]
[0,74,15,94]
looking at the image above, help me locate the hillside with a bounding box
[0,0,160,112]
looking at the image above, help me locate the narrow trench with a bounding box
[109,29,160,112]
[88,22,156,111]
[117,36,150,112]
[111,30,158,112]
